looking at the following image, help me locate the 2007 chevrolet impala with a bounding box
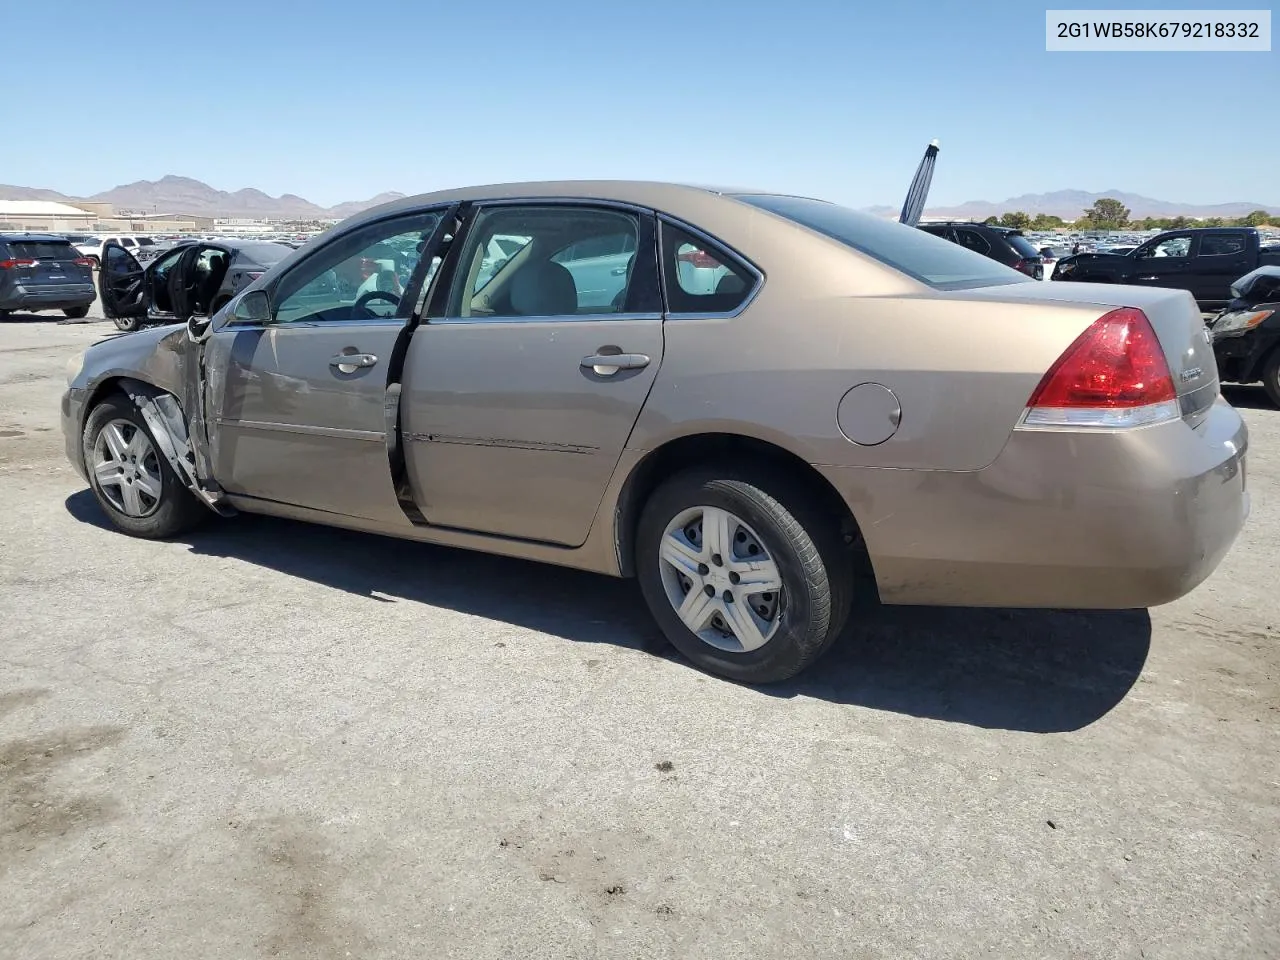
[61,181,1250,683]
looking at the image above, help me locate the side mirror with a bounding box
[233,290,272,324]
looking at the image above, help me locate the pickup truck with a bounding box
[1052,227,1280,309]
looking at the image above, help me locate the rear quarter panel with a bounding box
[630,278,1107,473]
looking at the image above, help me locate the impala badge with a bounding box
[1180,366,1203,382]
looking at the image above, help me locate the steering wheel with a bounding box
[353,290,400,317]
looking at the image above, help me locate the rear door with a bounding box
[205,208,448,523]
[400,202,664,546]
[99,241,148,320]
[1190,232,1252,305]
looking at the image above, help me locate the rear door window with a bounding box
[1200,234,1247,256]
[660,223,755,314]
[444,205,655,318]
[8,240,78,260]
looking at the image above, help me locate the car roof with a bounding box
[342,180,754,228]
[0,233,72,242]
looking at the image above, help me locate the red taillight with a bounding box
[74,257,94,267]
[0,258,36,269]
[1023,307,1179,428]
[677,248,721,269]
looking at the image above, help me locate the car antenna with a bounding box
[899,139,940,228]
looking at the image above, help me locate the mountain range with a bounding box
[868,189,1277,221]
[0,175,406,220]
[0,177,1274,221]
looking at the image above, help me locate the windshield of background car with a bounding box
[8,240,79,260]
[735,195,1027,289]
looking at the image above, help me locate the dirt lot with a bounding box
[1,307,1277,960]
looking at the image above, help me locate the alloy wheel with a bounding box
[93,419,163,518]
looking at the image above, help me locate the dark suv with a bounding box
[0,234,96,318]
[917,222,1045,279]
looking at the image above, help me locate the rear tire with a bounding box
[82,394,207,539]
[1261,346,1280,408]
[635,467,855,684]
[63,306,90,319]
[113,315,143,332]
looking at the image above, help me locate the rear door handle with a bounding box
[330,352,378,372]
[581,352,650,375]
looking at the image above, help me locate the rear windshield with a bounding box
[1005,233,1041,258]
[136,237,156,246]
[735,195,1026,289]
[7,240,79,260]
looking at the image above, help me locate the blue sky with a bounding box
[2,0,1274,207]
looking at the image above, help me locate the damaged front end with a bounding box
[117,379,235,517]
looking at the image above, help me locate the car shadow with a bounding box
[0,310,104,325]
[1221,384,1276,411]
[64,490,1150,733]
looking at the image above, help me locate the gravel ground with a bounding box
[1,307,1277,960]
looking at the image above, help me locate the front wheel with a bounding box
[1261,346,1280,408]
[63,306,90,319]
[113,315,143,332]
[82,394,207,538]
[635,469,854,684]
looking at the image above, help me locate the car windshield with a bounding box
[735,195,1025,289]
[8,240,79,260]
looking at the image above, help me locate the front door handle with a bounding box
[330,352,378,373]
[581,352,650,376]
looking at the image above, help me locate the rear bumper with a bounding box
[0,282,96,311]
[821,398,1249,608]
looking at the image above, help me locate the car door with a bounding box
[1129,233,1197,290]
[399,202,664,547]
[203,208,449,523]
[98,241,148,321]
[1191,232,1252,304]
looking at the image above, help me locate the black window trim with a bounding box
[427,197,663,325]
[656,214,763,320]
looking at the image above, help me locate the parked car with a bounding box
[98,238,293,332]
[61,182,1248,684]
[1037,244,1071,281]
[1052,228,1280,310]
[0,233,96,318]
[82,235,147,268]
[917,222,1045,278]
[63,234,102,262]
[1207,264,1280,406]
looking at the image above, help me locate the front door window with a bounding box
[270,212,443,325]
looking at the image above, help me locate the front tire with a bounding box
[113,315,143,332]
[635,469,854,684]
[82,394,207,538]
[63,306,90,319]
[1262,346,1280,408]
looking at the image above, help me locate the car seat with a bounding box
[509,260,578,316]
